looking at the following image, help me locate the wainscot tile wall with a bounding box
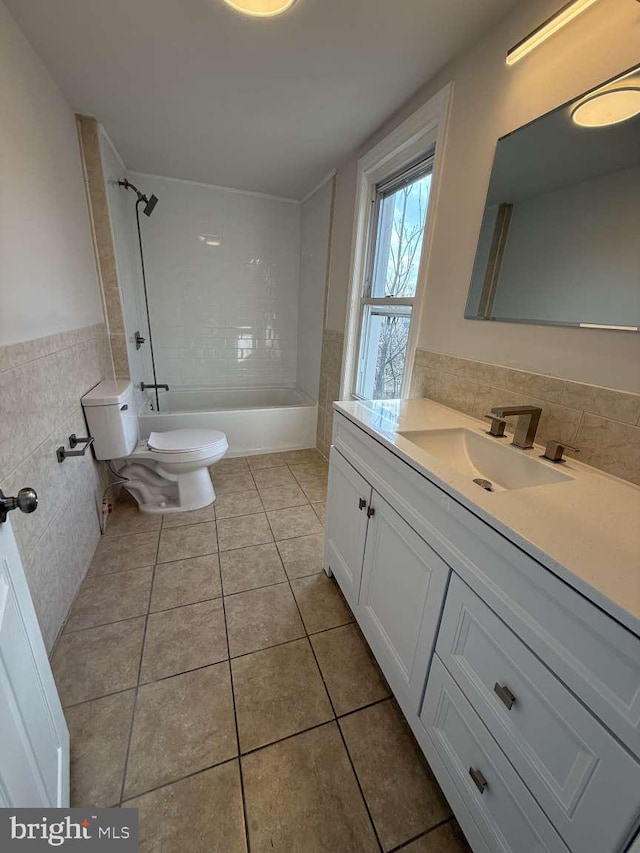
[316,330,344,458]
[0,323,114,650]
[410,349,640,486]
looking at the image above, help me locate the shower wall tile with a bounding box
[128,172,301,390]
[0,323,113,651]
[409,348,640,486]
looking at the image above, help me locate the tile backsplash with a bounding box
[410,349,640,486]
[316,330,344,458]
[0,323,113,650]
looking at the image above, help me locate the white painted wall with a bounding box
[128,172,301,390]
[491,166,640,326]
[297,179,334,399]
[0,0,103,345]
[325,0,640,392]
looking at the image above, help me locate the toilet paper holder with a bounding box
[56,434,95,463]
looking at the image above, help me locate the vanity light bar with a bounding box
[579,323,639,331]
[506,0,600,66]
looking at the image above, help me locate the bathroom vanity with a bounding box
[325,398,640,853]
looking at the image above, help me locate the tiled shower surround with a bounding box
[410,348,640,486]
[0,323,114,649]
[127,172,301,390]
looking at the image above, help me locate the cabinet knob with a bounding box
[494,682,516,711]
[469,767,487,794]
[367,506,375,518]
[358,498,367,511]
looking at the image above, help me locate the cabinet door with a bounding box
[325,448,371,609]
[357,490,450,716]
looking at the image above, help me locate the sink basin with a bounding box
[398,428,572,491]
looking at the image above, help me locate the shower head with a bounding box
[143,194,159,217]
[118,179,159,216]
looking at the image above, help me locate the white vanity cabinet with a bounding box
[325,409,640,853]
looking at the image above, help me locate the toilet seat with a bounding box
[148,428,227,455]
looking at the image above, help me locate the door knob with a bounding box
[0,487,38,523]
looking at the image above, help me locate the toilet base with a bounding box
[115,461,217,515]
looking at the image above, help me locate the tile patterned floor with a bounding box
[52,448,470,853]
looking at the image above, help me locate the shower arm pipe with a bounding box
[135,198,161,411]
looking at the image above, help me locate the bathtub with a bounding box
[138,386,318,456]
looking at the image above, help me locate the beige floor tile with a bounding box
[291,573,353,634]
[210,471,255,495]
[242,723,378,852]
[252,466,296,490]
[104,503,162,537]
[246,452,289,470]
[64,567,153,632]
[312,501,326,525]
[225,583,305,657]
[215,489,263,519]
[52,617,145,706]
[311,623,390,715]
[220,543,287,595]
[210,455,250,475]
[140,599,228,682]
[267,505,323,540]
[232,639,333,752]
[401,821,472,853]
[157,521,217,563]
[88,531,159,577]
[289,460,329,484]
[150,554,221,611]
[66,691,135,807]
[162,503,216,528]
[124,763,247,853]
[276,533,324,579]
[301,479,328,504]
[340,700,451,850]
[124,662,237,798]
[279,448,324,465]
[258,482,308,511]
[217,512,273,552]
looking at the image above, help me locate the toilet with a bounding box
[82,380,228,514]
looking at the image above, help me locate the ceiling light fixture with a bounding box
[571,87,640,127]
[506,0,600,66]
[223,0,297,17]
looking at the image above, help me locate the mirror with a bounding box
[465,65,640,332]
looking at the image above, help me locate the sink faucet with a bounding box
[489,405,542,449]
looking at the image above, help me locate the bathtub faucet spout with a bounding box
[141,382,169,392]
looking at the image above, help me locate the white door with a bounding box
[357,490,450,717]
[325,448,371,608]
[0,514,69,807]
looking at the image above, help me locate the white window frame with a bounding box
[341,83,453,400]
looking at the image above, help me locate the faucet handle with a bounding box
[484,414,507,438]
[541,439,579,463]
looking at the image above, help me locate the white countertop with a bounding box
[334,398,640,636]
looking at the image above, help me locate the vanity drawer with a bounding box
[437,574,640,853]
[421,655,568,853]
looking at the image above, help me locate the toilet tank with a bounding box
[82,380,139,460]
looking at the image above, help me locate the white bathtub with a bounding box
[138,386,318,456]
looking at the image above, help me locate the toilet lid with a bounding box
[148,429,227,454]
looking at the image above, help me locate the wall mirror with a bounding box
[465,65,640,332]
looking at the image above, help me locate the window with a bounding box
[354,156,433,399]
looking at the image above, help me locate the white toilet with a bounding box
[82,380,228,514]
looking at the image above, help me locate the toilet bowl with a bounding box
[81,381,228,514]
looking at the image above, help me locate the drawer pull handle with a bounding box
[358,498,367,511]
[494,682,516,710]
[469,767,487,794]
